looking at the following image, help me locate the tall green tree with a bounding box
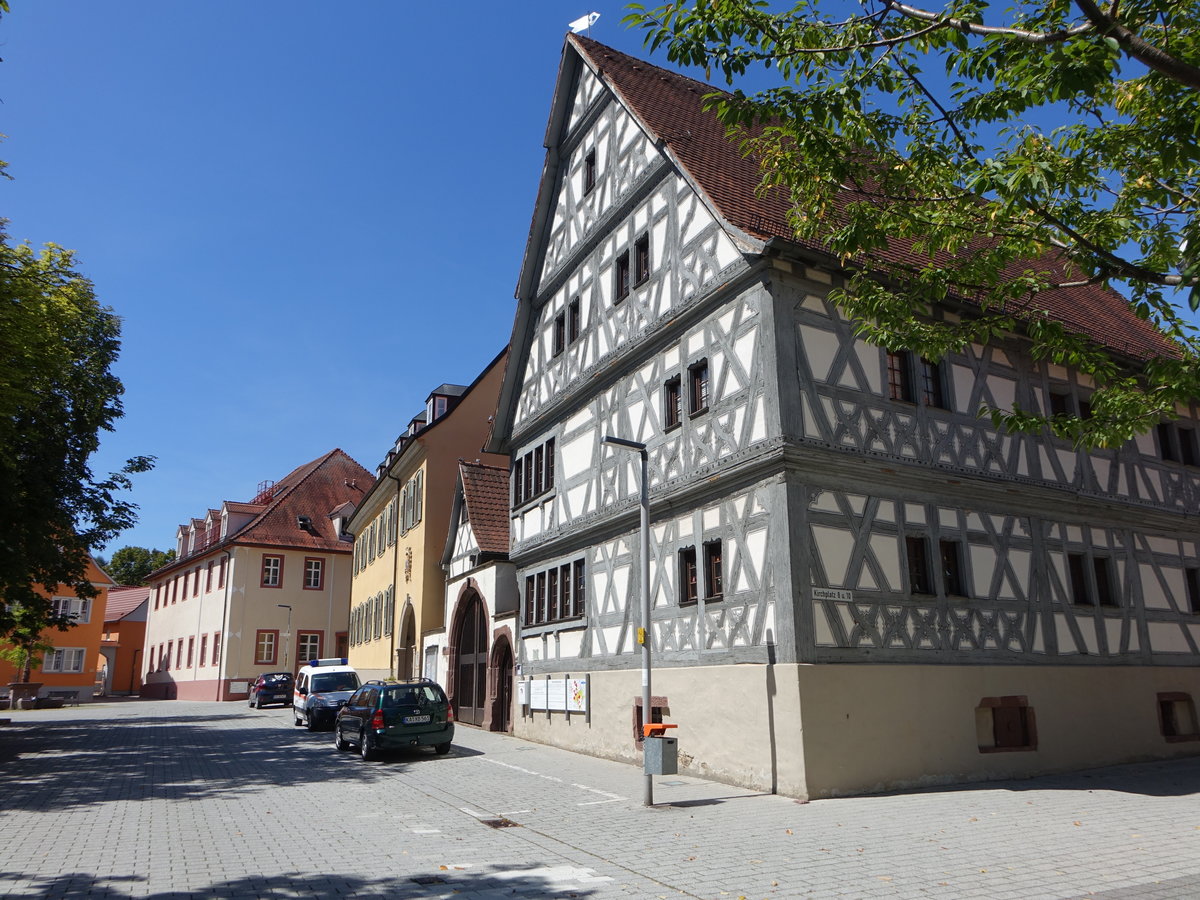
[0,214,152,657]
[106,546,176,587]
[627,0,1200,446]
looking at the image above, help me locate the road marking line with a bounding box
[481,758,539,776]
[499,810,532,816]
[411,828,441,834]
[570,783,625,801]
[577,798,623,806]
[458,807,490,818]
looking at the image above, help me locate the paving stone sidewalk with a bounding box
[0,700,1197,899]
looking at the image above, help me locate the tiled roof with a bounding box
[153,450,372,577]
[232,449,371,551]
[459,461,510,556]
[570,35,1173,361]
[104,585,150,621]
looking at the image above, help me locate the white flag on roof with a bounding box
[568,12,600,33]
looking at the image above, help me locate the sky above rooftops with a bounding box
[2,3,665,553]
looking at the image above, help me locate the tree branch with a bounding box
[882,0,1094,43]
[1072,0,1200,88]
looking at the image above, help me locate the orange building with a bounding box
[98,585,150,696]
[0,556,115,703]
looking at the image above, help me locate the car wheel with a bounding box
[293,710,304,726]
[306,709,321,732]
[334,725,351,752]
[360,729,378,761]
[434,742,451,755]
[254,696,264,710]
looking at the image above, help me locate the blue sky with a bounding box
[2,3,660,555]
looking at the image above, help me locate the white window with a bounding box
[261,555,282,587]
[51,596,91,624]
[43,648,86,673]
[303,558,324,590]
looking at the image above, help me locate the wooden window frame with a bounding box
[1186,567,1200,614]
[568,297,581,343]
[573,560,586,618]
[664,376,682,430]
[254,629,279,666]
[218,556,227,589]
[887,350,915,403]
[261,554,283,589]
[703,540,724,601]
[688,359,709,416]
[212,632,221,668]
[679,546,698,604]
[940,539,966,597]
[186,636,195,668]
[303,557,325,591]
[906,535,933,595]
[553,310,566,357]
[199,634,208,668]
[524,575,535,627]
[614,250,631,303]
[193,567,200,598]
[583,148,596,195]
[919,357,945,408]
[634,233,650,285]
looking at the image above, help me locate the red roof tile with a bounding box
[569,35,1172,361]
[459,461,510,556]
[232,449,371,551]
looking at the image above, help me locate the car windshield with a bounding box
[311,672,359,693]
[382,685,443,708]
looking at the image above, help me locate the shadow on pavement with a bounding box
[0,712,436,813]
[0,867,607,898]
[871,753,1200,800]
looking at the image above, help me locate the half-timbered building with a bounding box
[485,34,1200,799]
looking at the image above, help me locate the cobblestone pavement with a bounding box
[0,701,1198,899]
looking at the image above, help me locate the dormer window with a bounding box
[426,395,449,423]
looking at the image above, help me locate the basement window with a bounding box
[1158,692,1200,742]
[976,696,1037,753]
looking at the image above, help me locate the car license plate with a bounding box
[402,715,431,724]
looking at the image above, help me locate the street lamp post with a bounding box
[277,604,293,670]
[602,435,653,807]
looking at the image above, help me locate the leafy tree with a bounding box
[627,0,1200,446]
[0,213,152,657]
[106,546,176,586]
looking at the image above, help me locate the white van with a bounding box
[293,658,360,731]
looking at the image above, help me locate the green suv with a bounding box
[333,679,454,761]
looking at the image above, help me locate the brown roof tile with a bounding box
[232,449,372,551]
[104,585,150,621]
[459,461,510,556]
[569,35,1173,361]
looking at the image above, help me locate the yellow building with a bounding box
[348,349,507,682]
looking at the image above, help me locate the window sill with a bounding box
[664,421,681,433]
[512,491,555,515]
[688,406,709,419]
[522,617,586,635]
[978,744,1038,754]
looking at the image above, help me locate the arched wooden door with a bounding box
[493,639,514,733]
[454,593,488,726]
